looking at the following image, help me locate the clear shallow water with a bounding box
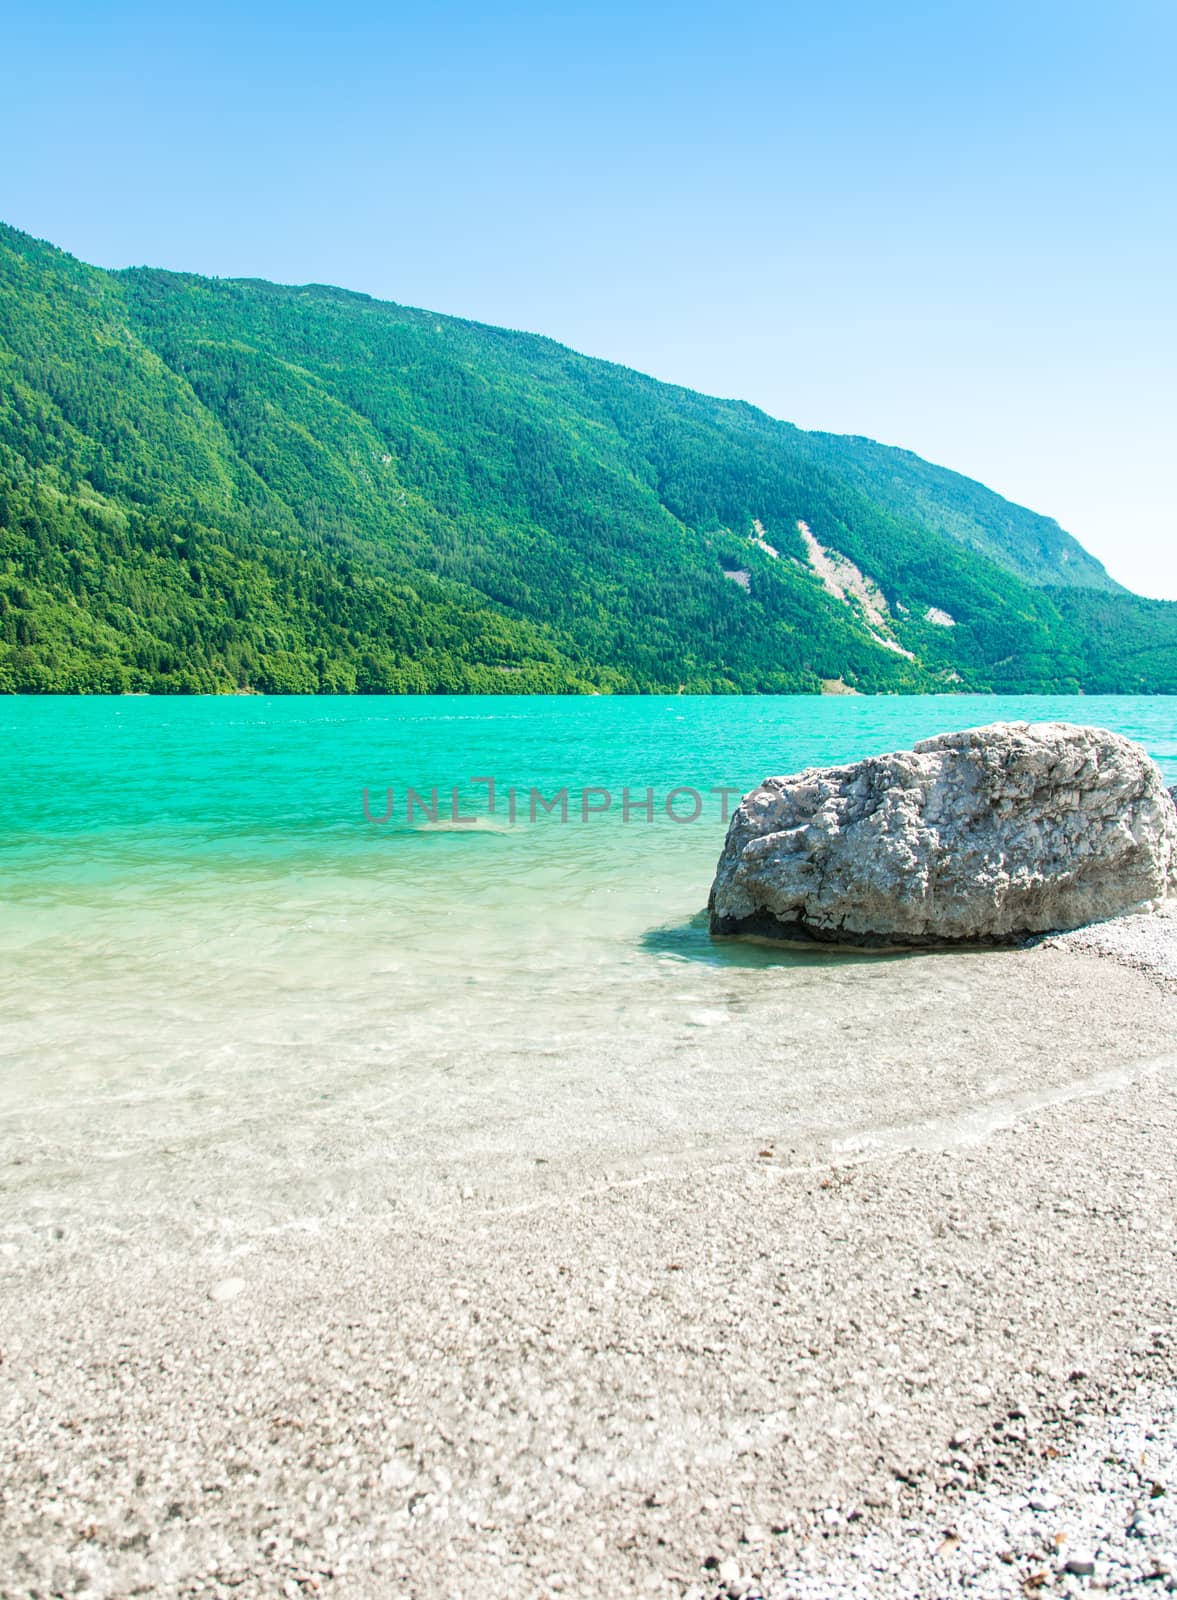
[2,695,1176,1250]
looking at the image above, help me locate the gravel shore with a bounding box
[1044,899,1177,987]
[3,912,1176,1599]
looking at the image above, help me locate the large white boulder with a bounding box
[709,722,1177,948]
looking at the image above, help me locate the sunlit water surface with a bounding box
[2,695,1175,1249]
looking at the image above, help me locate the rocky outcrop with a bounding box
[709,723,1177,948]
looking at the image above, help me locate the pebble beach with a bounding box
[3,907,1176,1599]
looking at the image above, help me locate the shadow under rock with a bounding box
[639,909,912,969]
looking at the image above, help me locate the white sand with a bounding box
[2,922,1177,1598]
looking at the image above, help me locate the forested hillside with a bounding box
[1,221,1171,694]
[798,431,1119,592]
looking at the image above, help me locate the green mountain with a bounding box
[797,432,1119,592]
[1,220,1171,695]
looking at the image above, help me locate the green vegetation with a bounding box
[799,431,1119,592]
[1,221,1172,694]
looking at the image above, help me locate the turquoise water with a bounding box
[2,694,1175,1248]
[4,691,1174,873]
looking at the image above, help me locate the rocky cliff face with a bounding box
[710,723,1177,948]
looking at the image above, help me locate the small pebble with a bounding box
[1064,1552,1096,1576]
[209,1278,247,1303]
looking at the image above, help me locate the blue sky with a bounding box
[5,1,1175,596]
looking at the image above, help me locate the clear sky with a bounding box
[5,1,1175,596]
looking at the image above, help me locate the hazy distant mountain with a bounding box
[797,431,1118,592]
[1,221,1172,694]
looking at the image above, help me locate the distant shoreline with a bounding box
[4,686,1177,698]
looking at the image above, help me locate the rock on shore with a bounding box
[710,722,1177,948]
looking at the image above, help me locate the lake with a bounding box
[2,694,1175,1250]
